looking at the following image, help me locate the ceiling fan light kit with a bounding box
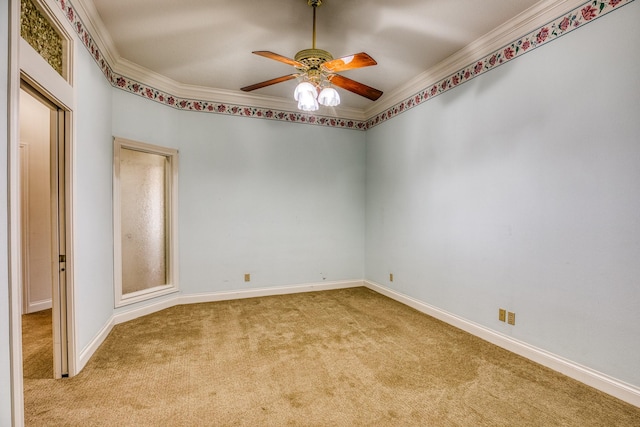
[294,81,320,111]
[318,87,340,107]
[241,0,382,112]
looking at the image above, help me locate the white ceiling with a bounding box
[82,0,543,112]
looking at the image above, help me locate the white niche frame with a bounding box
[113,137,179,307]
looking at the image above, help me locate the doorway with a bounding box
[19,83,69,379]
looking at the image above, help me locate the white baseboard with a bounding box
[77,296,178,372]
[26,298,52,314]
[364,280,640,408]
[178,280,364,305]
[77,279,364,372]
[112,296,178,325]
[77,316,114,373]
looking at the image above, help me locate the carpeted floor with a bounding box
[22,308,53,380]
[23,287,640,426]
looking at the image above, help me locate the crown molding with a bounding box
[70,0,581,121]
[364,0,584,118]
[69,0,366,121]
[364,0,633,129]
[63,0,633,128]
[114,57,367,121]
[70,0,119,65]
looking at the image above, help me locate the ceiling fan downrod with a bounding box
[308,0,322,50]
[295,0,332,82]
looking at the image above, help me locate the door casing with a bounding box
[9,0,77,423]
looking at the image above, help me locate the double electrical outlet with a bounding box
[499,308,516,325]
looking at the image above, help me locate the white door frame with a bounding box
[8,0,77,423]
[7,1,23,423]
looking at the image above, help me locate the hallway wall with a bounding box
[19,89,53,314]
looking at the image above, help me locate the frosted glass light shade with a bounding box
[294,81,319,111]
[294,82,317,101]
[298,91,319,111]
[318,87,340,107]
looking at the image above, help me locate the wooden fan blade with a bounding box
[328,74,383,101]
[322,52,377,72]
[252,51,304,68]
[241,74,298,92]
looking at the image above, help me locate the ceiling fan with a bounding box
[241,0,383,111]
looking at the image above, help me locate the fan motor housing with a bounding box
[295,48,333,70]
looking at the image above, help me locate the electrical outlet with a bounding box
[389,273,394,282]
[507,311,516,325]
[244,273,250,282]
[499,308,506,322]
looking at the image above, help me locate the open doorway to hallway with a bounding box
[19,83,69,383]
[19,86,54,381]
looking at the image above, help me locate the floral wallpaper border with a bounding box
[365,0,632,129]
[54,0,632,131]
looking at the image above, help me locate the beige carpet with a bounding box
[22,308,53,380]
[23,287,640,426]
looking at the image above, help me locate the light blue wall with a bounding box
[112,90,366,296]
[72,44,114,353]
[365,1,640,387]
[5,1,639,420]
